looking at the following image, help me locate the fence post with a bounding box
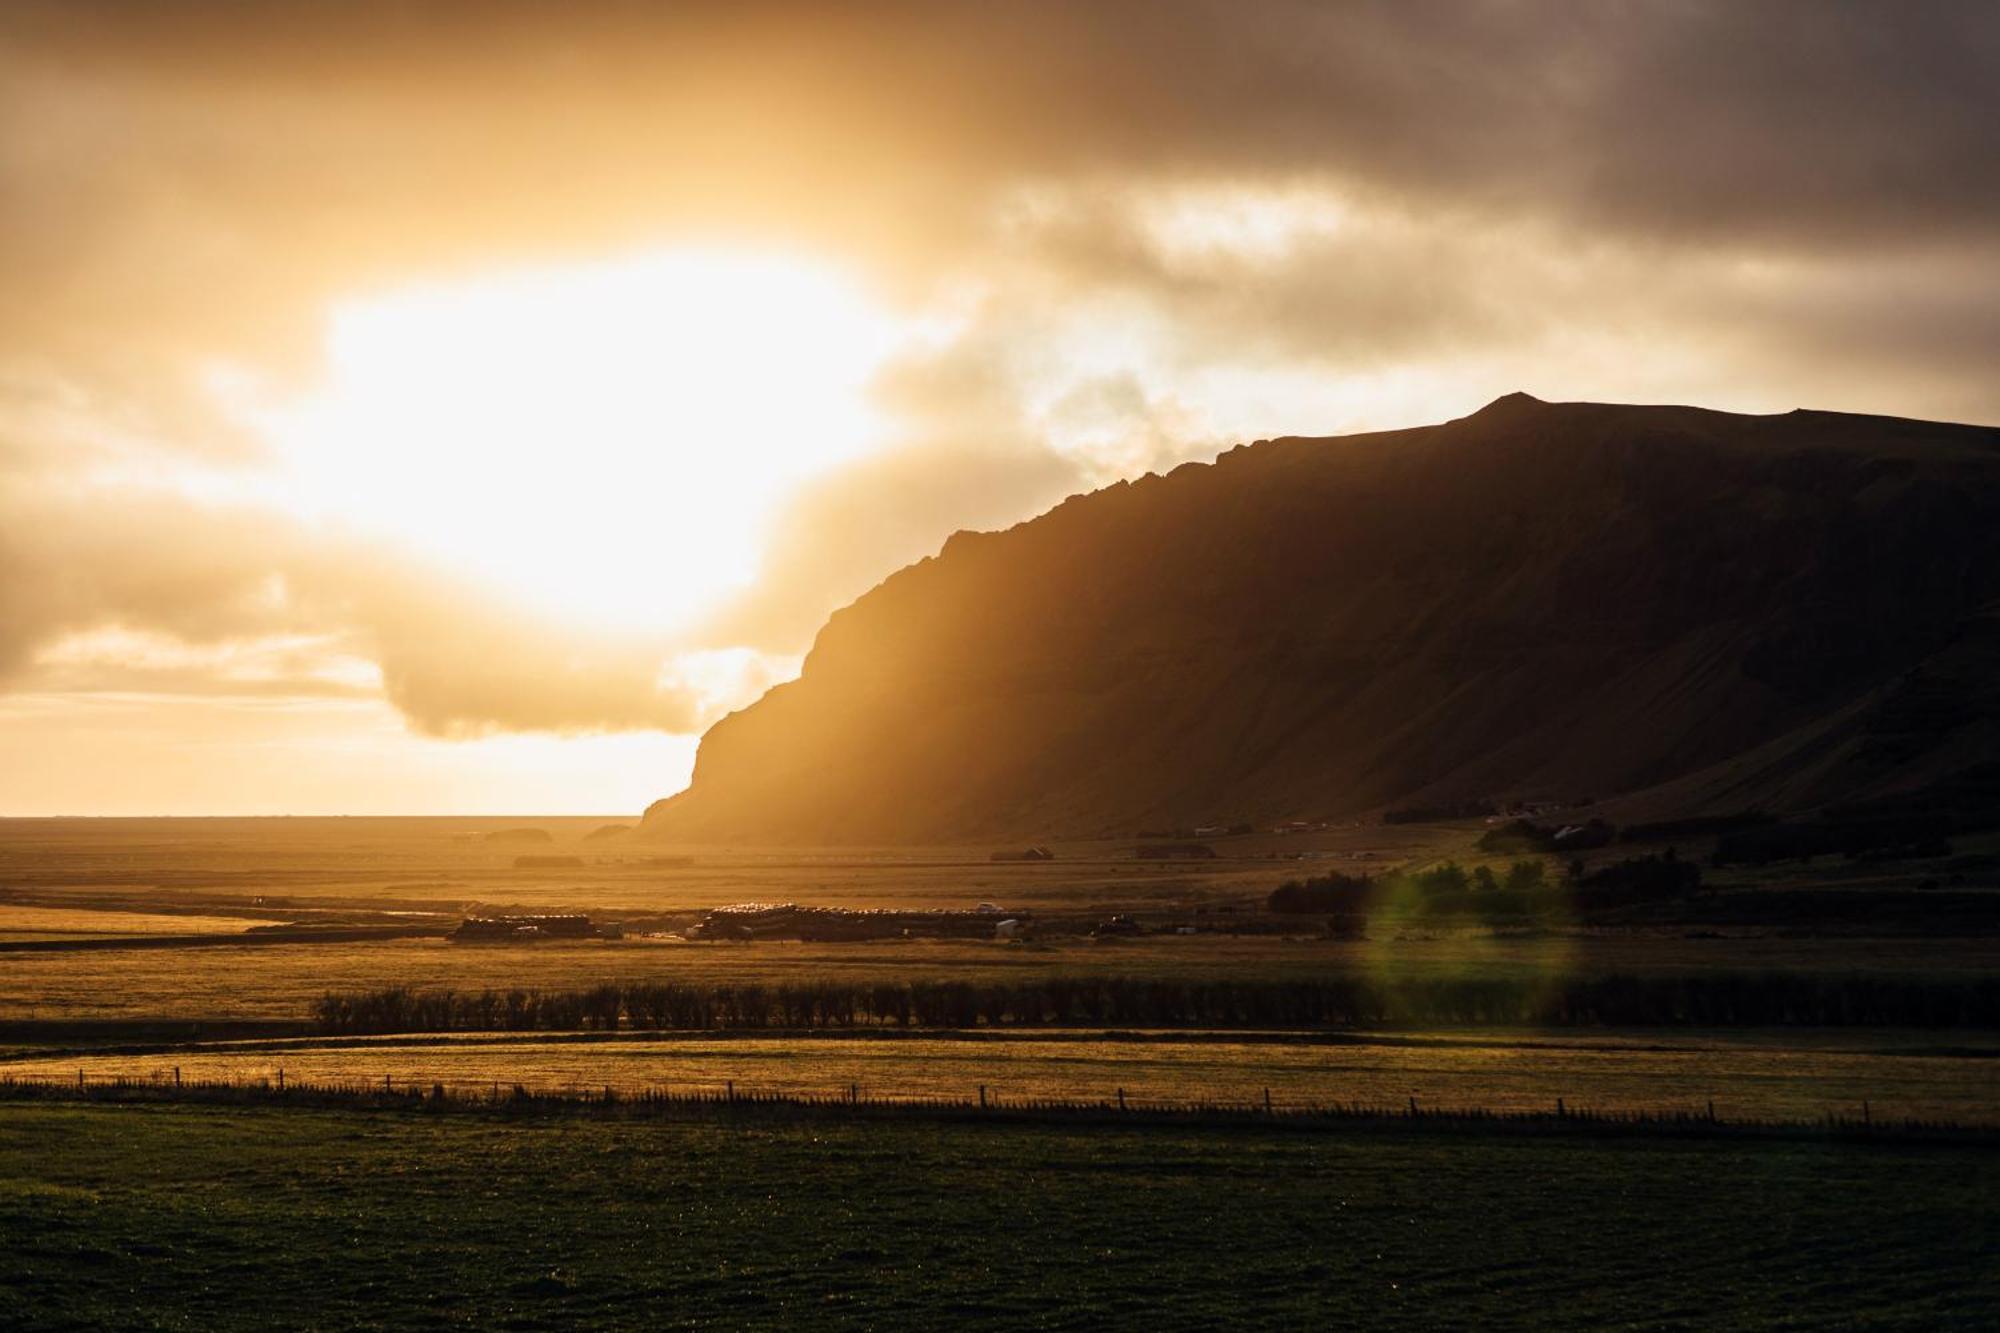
[1863,1099,1871,1128]
[1408,1096,1418,1118]
[1117,1087,1126,1111]
[384,1074,391,1094]
[174,1067,182,1090]
[979,1084,987,1109]
[1556,1097,1565,1118]
[77,1068,84,1092]
[727,1080,735,1103]
[277,1068,284,1092]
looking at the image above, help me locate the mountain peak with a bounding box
[1470,390,1546,418]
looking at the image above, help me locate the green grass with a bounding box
[3,1103,1994,1329]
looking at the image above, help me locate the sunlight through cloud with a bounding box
[240,249,911,630]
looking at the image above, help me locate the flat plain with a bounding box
[7,1029,1995,1123]
[2,816,1990,1019]
[12,932,1995,1023]
[4,1102,1995,1330]
[2,816,1996,1124]
[3,810,1998,1329]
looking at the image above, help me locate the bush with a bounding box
[1267,861,1551,927]
[1573,851,1701,905]
[1267,872,1371,914]
[312,971,2000,1035]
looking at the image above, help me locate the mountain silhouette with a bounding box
[644,395,2000,842]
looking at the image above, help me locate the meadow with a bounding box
[2,815,1988,1027]
[6,931,1994,1025]
[0,904,269,942]
[8,1028,1996,1124]
[0,814,1366,916]
[3,1101,1994,1329]
[2,817,1995,1145]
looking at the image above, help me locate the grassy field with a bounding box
[3,815,1987,927]
[2,817,1990,1034]
[0,814,1401,915]
[8,934,1996,1024]
[8,1029,1996,1124]
[0,904,277,942]
[5,818,1997,1327]
[3,1101,1995,1329]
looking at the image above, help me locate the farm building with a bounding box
[452,913,600,942]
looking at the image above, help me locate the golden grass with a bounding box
[3,817,1990,1030]
[5,932,1993,1022]
[9,1030,1994,1124]
[0,905,275,940]
[0,814,1457,914]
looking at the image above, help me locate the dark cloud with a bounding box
[1569,3,2000,247]
[2,2,1992,446]
[9,2,1992,248]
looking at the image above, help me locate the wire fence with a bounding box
[3,1070,1992,1146]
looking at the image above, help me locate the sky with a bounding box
[2,1,1997,815]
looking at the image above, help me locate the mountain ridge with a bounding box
[644,395,2000,843]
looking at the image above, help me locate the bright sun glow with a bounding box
[250,249,909,629]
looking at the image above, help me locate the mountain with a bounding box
[643,395,2000,843]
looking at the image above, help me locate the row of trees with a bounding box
[313,971,2000,1036]
[1267,861,1548,911]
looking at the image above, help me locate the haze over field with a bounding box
[3,1,1998,816]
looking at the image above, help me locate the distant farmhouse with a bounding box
[452,913,611,942]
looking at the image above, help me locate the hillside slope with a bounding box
[644,395,2000,842]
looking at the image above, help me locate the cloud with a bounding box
[16,4,1994,227]
[24,627,381,700]
[4,3,1994,387]
[5,2,1995,450]
[1,0,1996,757]
[351,576,729,738]
[0,483,741,736]
[0,487,307,678]
[921,177,2000,428]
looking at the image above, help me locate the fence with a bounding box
[3,1070,1991,1146]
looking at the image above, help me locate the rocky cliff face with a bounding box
[644,395,2000,842]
